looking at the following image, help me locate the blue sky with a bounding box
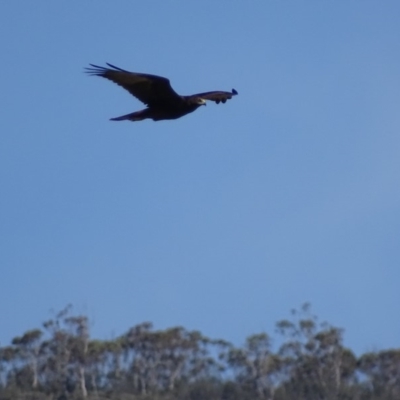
[1,2,400,355]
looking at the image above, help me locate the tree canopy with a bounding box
[0,304,398,400]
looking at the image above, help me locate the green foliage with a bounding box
[0,304,398,400]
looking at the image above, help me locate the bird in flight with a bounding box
[85,63,238,122]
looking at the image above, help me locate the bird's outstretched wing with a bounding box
[85,63,182,106]
[192,89,238,104]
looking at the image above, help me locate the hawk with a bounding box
[86,63,238,122]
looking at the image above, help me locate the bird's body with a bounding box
[85,63,238,122]
[110,97,202,122]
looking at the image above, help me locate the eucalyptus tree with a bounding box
[358,349,400,400]
[11,329,43,389]
[224,332,280,400]
[275,304,357,400]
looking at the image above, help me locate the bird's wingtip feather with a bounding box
[84,63,108,75]
[106,63,128,72]
[232,89,238,95]
[85,63,125,75]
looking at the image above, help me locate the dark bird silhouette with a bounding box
[85,63,238,122]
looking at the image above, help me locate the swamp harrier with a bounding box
[86,63,238,122]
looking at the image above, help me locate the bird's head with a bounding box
[197,98,207,106]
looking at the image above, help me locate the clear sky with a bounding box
[1,2,400,355]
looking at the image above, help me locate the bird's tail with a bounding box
[110,109,150,122]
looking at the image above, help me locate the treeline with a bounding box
[0,304,399,400]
